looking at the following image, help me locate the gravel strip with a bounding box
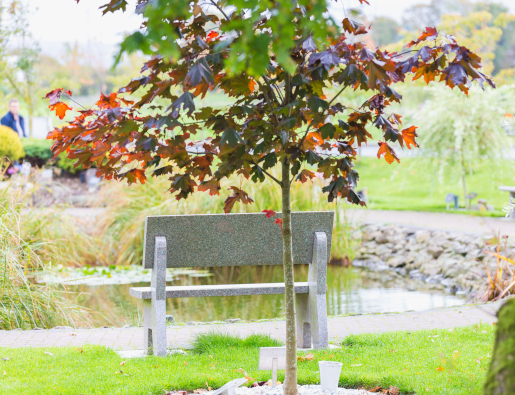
[234,384,373,395]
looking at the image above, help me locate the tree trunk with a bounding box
[460,152,468,209]
[281,159,297,395]
[462,172,468,209]
[484,298,515,395]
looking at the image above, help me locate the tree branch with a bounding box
[254,162,282,186]
[209,0,230,20]
[284,73,291,106]
[257,80,281,126]
[262,75,281,105]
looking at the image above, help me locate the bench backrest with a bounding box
[143,212,334,269]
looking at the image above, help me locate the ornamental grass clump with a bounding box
[0,189,90,330]
[476,234,515,302]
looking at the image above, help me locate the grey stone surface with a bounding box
[143,212,334,269]
[130,282,313,299]
[134,213,334,355]
[143,237,167,357]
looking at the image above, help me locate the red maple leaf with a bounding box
[96,92,119,109]
[206,31,219,43]
[49,102,72,120]
[44,88,64,105]
[263,209,277,218]
[406,27,438,48]
[275,218,283,230]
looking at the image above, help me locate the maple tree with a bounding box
[46,1,494,392]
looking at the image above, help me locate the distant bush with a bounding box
[20,138,85,174]
[0,126,25,161]
[21,138,53,167]
[57,153,84,175]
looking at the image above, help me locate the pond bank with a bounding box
[353,223,514,297]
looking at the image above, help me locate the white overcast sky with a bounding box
[25,0,515,64]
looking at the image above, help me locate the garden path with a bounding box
[346,209,515,237]
[0,300,503,350]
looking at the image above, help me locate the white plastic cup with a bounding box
[319,361,343,392]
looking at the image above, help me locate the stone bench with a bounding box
[499,186,515,219]
[129,212,334,356]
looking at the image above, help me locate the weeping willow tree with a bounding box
[417,85,514,208]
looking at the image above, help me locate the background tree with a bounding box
[370,17,400,47]
[0,0,39,136]
[416,85,513,209]
[46,0,493,392]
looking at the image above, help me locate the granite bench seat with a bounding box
[129,282,319,299]
[134,212,334,356]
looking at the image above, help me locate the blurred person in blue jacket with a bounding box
[1,99,26,138]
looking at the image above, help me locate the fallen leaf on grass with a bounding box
[205,382,212,391]
[385,386,400,395]
[120,361,126,366]
[351,364,362,367]
[437,366,444,372]
[1,358,11,361]
[183,361,188,366]
[44,352,53,356]
[2,371,5,376]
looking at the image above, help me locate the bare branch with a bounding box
[209,0,230,20]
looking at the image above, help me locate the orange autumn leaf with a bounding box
[303,131,323,151]
[437,366,445,371]
[297,169,316,183]
[377,141,399,164]
[49,102,72,120]
[198,179,220,196]
[400,126,419,149]
[96,92,119,109]
[248,79,256,93]
[206,31,219,43]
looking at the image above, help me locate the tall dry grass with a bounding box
[44,174,359,267]
[0,188,90,329]
[476,234,515,302]
[93,175,359,266]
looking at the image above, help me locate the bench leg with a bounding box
[295,293,311,348]
[309,292,328,349]
[144,235,168,356]
[308,232,329,349]
[143,298,167,356]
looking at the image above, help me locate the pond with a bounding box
[57,265,467,327]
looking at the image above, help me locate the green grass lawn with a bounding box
[355,157,515,215]
[0,325,495,395]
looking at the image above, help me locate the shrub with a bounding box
[20,138,85,174]
[21,138,53,167]
[57,152,84,175]
[0,126,25,161]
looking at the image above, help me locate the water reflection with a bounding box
[68,265,466,327]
